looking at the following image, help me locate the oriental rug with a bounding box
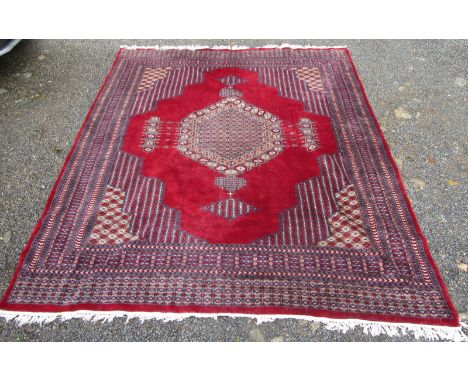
[0,46,464,340]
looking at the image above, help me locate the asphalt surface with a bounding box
[0,40,466,341]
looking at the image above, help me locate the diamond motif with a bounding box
[203,198,256,220]
[219,75,246,86]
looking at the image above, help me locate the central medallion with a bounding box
[123,68,337,243]
[177,97,284,177]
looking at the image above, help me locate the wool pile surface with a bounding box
[0,47,461,336]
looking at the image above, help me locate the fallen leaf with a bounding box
[448,179,458,186]
[454,77,466,88]
[394,106,412,120]
[410,177,426,190]
[309,322,320,332]
[458,262,468,272]
[249,327,265,342]
[426,157,436,165]
[0,231,11,244]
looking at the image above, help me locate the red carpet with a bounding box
[0,46,462,338]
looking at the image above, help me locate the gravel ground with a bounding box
[0,40,466,341]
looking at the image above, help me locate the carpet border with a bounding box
[0,45,460,330]
[342,48,459,327]
[0,48,124,307]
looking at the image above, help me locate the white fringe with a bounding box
[0,309,466,341]
[119,43,348,51]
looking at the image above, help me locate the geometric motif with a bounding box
[299,118,318,151]
[177,97,283,176]
[219,75,245,98]
[88,186,138,245]
[140,116,160,152]
[203,198,256,220]
[219,75,246,86]
[219,87,243,98]
[292,67,325,92]
[137,67,170,92]
[214,176,247,193]
[318,184,371,249]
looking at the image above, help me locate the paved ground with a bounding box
[0,40,466,341]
